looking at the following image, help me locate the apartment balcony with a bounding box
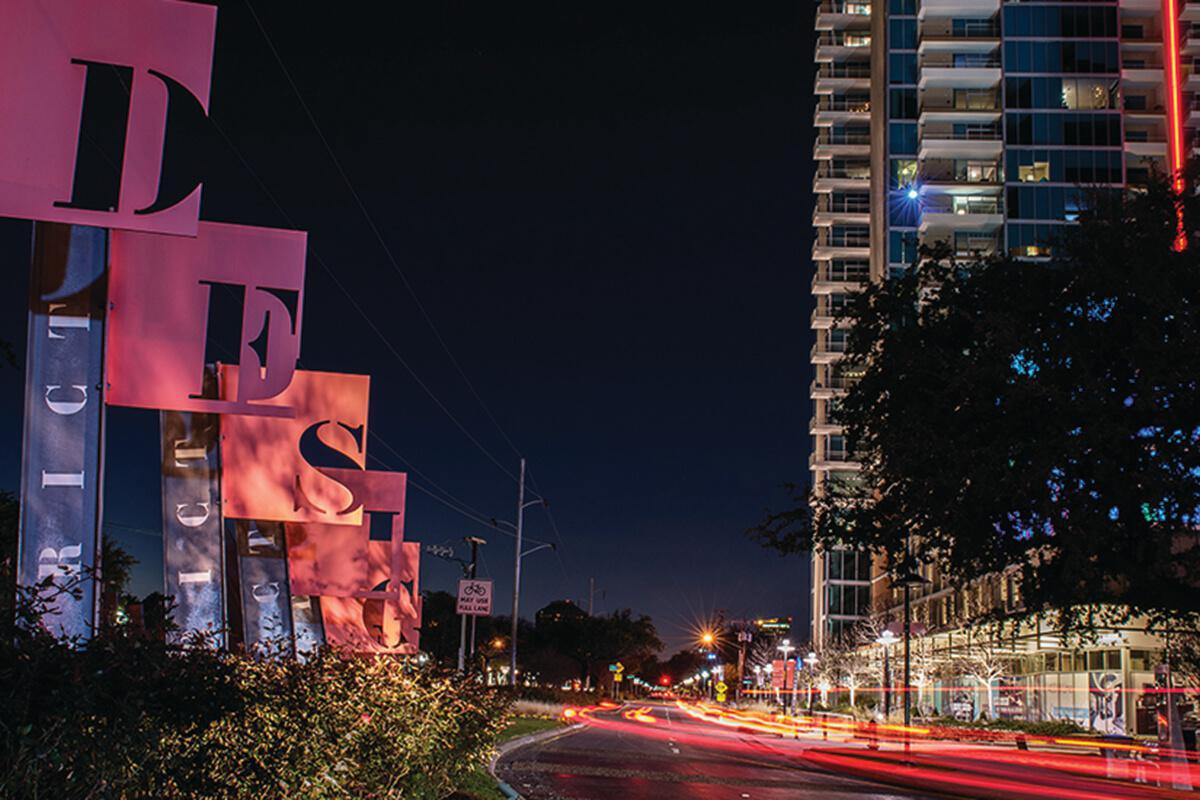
[917,123,1002,160]
[815,31,872,63]
[917,19,999,52]
[810,331,850,365]
[813,165,871,192]
[814,96,871,126]
[813,130,871,159]
[1122,64,1167,88]
[810,299,853,329]
[916,61,1003,89]
[809,450,862,471]
[815,0,871,31]
[918,195,1004,234]
[810,377,853,400]
[917,0,999,21]
[812,262,870,294]
[812,203,870,227]
[814,62,871,94]
[809,416,844,436]
[920,232,999,259]
[920,160,1002,193]
[918,96,1000,126]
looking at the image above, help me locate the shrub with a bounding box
[0,604,510,799]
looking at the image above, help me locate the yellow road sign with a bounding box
[715,681,728,694]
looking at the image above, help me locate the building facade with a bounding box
[809,0,1192,648]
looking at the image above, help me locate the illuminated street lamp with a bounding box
[777,638,796,714]
[804,651,819,714]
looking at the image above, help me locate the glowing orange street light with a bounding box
[701,631,715,646]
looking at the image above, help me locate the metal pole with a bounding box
[468,538,479,662]
[903,583,912,728]
[883,646,891,719]
[457,602,468,672]
[588,577,594,615]
[509,457,526,687]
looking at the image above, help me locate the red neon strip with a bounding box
[1162,0,1188,249]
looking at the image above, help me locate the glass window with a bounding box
[1104,650,1122,670]
[889,53,917,84]
[889,19,917,50]
[1129,650,1153,671]
[1019,162,1050,182]
[1087,651,1105,671]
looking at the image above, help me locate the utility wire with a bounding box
[242,0,520,483]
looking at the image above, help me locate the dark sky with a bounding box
[0,1,816,653]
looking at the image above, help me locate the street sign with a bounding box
[716,690,726,702]
[610,662,625,673]
[613,672,623,682]
[716,681,728,694]
[456,579,493,616]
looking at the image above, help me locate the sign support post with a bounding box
[17,223,107,641]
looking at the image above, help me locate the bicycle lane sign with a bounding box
[456,579,493,616]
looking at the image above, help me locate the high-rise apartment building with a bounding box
[809,0,1191,648]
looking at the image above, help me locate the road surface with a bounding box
[497,701,1190,799]
[495,702,936,799]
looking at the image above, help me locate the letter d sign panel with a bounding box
[0,0,216,235]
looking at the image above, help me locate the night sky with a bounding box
[0,1,815,652]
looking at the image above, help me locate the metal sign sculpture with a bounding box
[286,469,421,654]
[107,222,307,417]
[318,543,421,655]
[219,368,370,526]
[17,224,107,639]
[0,0,216,235]
[160,369,225,646]
[230,519,294,655]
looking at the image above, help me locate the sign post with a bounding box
[17,223,107,640]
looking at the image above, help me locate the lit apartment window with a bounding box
[1019,162,1050,182]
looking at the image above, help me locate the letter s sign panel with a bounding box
[220,368,370,526]
[0,0,216,235]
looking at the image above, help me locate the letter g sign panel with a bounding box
[0,0,216,235]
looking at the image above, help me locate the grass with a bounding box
[499,715,564,743]
[450,768,508,800]
[451,716,567,799]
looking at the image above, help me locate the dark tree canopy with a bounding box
[755,174,1200,623]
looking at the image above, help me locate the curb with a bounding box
[488,723,585,800]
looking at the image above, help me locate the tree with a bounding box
[952,640,1009,721]
[753,173,1200,628]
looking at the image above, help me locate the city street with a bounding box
[496,701,1196,799]
[496,703,933,799]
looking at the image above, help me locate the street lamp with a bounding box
[805,651,819,714]
[495,458,551,688]
[876,629,898,719]
[777,638,796,714]
[892,563,931,728]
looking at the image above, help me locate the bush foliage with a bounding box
[0,601,509,799]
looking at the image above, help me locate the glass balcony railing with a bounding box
[817,32,872,47]
[816,131,872,146]
[818,97,871,113]
[921,161,1001,183]
[815,263,871,282]
[816,164,871,180]
[922,196,1003,215]
[818,0,872,15]
[818,62,872,79]
[922,54,1001,70]
[920,20,999,39]
[921,124,1002,141]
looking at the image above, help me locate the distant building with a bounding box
[535,599,587,628]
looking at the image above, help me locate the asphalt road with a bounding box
[495,703,938,800]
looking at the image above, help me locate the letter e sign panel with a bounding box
[0,0,216,235]
[220,368,369,526]
[106,222,307,416]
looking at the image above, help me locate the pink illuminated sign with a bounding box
[220,369,370,526]
[286,469,408,598]
[319,543,421,655]
[0,0,216,235]
[107,222,307,416]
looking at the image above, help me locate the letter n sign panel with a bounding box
[17,224,107,640]
[0,0,216,235]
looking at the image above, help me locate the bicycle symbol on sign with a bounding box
[463,582,487,597]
